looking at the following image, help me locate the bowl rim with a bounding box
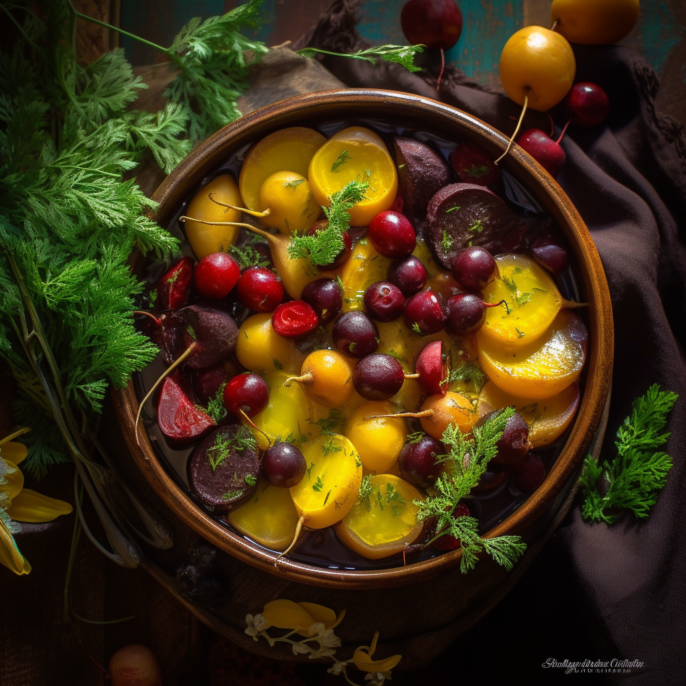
[112,88,614,590]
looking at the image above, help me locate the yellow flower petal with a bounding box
[295,602,346,636]
[1,460,24,499]
[7,489,73,523]
[0,516,31,575]
[1,442,28,465]
[262,599,317,632]
[353,632,402,673]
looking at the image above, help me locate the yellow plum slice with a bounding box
[308,127,398,226]
[236,313,304,375]
[477,380,580,448]
[291,434,363,529]
[335,475,423,559]
[481,254,562,347]
[338,239,393,313]
[228,480,300,551]
[477,310,588,400]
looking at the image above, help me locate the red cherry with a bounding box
[401,0,463,50]
[388,255,428,296]
[364,281,406,322]
[531,236,569,276]
[449,142,500,186]
[432,502,471,551]
[445,293,487,336]
[301,278,343,325]
[369,211,416,258]
[566,82,610,128]
[236,266,283,312]
[271,301,319,338]
[404,291,446,336]
[223,373,269,418]
[194,253,240,300]
[517,129,566,178]
[157,256,194,310]
[415,340,448,396]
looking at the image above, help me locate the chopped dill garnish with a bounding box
[283,178,306,189]
[207,426,257,471]
[442,230,454,253]
[312,476,324,492]
[311,409,344,435]
[449,362,488,392]
[516,293,532,307]
[273,358,283,370]
[245,474,257,486]
[228,243,270,269]
[222,490,243,500]
[502,275,518,292]
[322,438,342,456]
[357,475,374,512]
[468,220,484,233]
[204,382,227,424]
[331,149,353,172]
[411,322,421,334]
[407,431,425,444]
[515,328,525,338]
[445,206,461,213]
[388,349,408,364]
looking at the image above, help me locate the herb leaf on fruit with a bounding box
[415,408,527,573]
[449,362,488,392]
[287,181,368,267]
[580,384,678,524]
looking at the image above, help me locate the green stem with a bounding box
[296,47,373,63]
[66,0,171,55]
[0,4,46,53]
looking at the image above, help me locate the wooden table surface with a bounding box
[118,0,686,128]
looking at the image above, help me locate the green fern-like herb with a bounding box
[580,384,678,524]
[297,44,424,72]
[415,407,527,573]
[288,181,368,267]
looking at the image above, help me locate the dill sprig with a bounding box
[228,243,270,269]
[204,383,228,424]
[287,181,368,267]
[415,408,527,573]
[208,425,258,471]
[449,362,488,392]
[580,384,678,524]
[297,44,424,73]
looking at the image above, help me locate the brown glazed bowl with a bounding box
[113,89,613,590]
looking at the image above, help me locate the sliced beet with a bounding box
[394,137,451,221]
[425,183,541,269]
[169,304,238,370]
[449,142,500,186]
[188,425,259,512]
[157,373,216,444]
[157,256,194,310]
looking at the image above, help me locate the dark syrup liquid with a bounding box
[135,119,586,571]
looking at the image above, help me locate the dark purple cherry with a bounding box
[301,278,342,325]
[398,435,445,489]
[332,311,379,358]
[388,255,428,296]
[477,410,531,465]
[404,291,446,336]
[517,129,566,178]
[508,452,546,492]
[364,281,406,322]
[531,236,569,276]
[566,82,610,128]
[445,293,488,336]
[262,442,307,488]
[451,246,498,293]
[353,353,406,401]
[471,461,506,493]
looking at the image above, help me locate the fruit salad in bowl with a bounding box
[117,90,612,587]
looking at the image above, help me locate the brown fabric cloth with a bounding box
[295,2,686,684]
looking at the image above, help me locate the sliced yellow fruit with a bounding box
[308,127,398,226]
[477,310,588,400]
[344,401,408,473]
[335,475,423,559]
[291,434,363,529]
[228,480,300,551]
[338,239,392,313]
[239,127,326,211]
[184,174,241,259]
[481,254,562,347]
[236,313,304,376]
[477,380,580,448]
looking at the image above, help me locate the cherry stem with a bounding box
[178,216,277,244]
[276,515,305,563]
[556,119,571,145]
[238,409,272,446]
[562,299,589,309]
[404,373,420,379]
[551,20,559,31]
[437,47,445,92]
[208,192,271,218]
[494,92,529,166]
[135,343,197,446]
[547,112,555,138]
[284,373,313,387]
[483,300,507,309]
[367,409,433,420]
[133,310,161,326]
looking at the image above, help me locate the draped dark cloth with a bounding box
[294,2,686,684]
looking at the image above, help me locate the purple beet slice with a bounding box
[426,183,542,269]
[394,137,451,221]
[188,425,260,512]
[167,304,238,370]
[157,373,216,444]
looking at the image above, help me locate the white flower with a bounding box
[327,660,347,676]
[318,629,342,648]
[245,613,268,641]
[365,672,388,686]
[253,613,268,632]
[292,642,314,655]
[309,622,326,636]
[310,647,337,659]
